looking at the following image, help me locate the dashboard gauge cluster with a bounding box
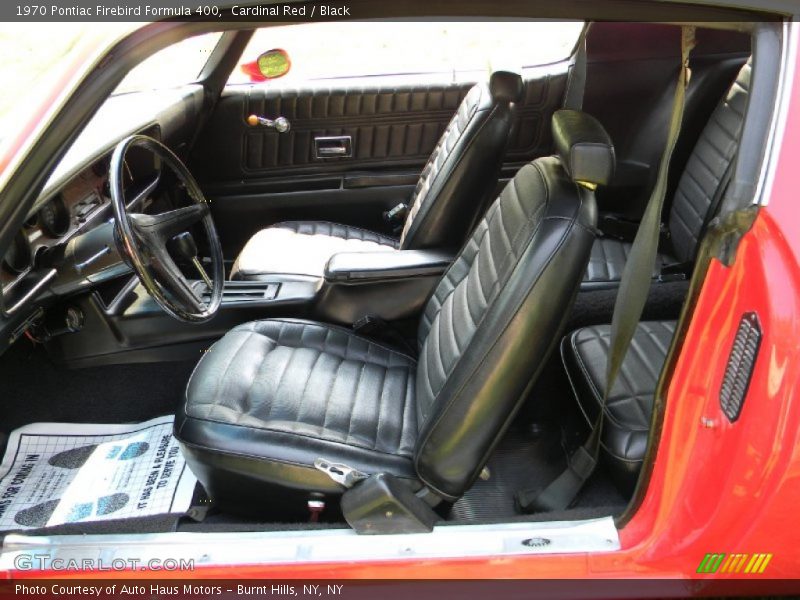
[1,125,160,304]
[38,194,71,237]
[2,162,108,288]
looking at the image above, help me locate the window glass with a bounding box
[114,32,223,95]
[228,21,584,85]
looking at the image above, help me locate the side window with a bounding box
[228,22,584,86]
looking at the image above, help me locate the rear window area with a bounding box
[228,21,584,85]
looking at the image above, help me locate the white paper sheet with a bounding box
[0,415,197,530]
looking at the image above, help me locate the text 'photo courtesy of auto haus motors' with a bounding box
[0,0,798,593]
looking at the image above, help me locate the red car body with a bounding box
[0,15,798,589]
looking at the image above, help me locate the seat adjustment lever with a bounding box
[314,458,368,488]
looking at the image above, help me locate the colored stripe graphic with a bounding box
[698,553,772,574]
[697,554,725,573]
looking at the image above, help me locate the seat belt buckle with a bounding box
[658,261,691,283]
[383,202,408,224]
[383,203,408,234]
[314,458,369,488]
[353,314,384,335]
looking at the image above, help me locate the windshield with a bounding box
[113,32,223,95]
[0,26,221,144]
[0,24,93,140]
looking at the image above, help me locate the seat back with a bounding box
[412,110,614,500]
[398,71,524,251]
[668,59,750,264]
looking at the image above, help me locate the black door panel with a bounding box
[192,72,567,181]
[190,70,568,254]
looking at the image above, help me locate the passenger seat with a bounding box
[583,59,750,290]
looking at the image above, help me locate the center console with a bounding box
[44,249,454,368]
[196,277,317,308]
[45,273,319,367]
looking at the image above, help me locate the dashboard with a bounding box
[0,85,204,354]
[1,126,161,292]
[2,155,111,290]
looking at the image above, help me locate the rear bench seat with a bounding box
[582,59,750,290]
[563,60,752,493]
[562,321,676,493]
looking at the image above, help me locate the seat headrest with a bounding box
[552,109,615,188]
[489,71,524,103]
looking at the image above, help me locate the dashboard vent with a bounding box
[719,312,761,423]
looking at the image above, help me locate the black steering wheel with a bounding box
[110,135,224,323]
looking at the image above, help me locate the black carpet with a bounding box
[0,325,629,533]
[0,339,194,440]
[448,422,626,522]
[449,335,629,524]
[568,280,689,331]
[450,424,568,521]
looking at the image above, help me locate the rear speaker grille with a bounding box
[719,312,761,423]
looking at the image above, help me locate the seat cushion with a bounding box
[582,237,676,290]
[176,319,418,507]
[561,320,676,491]
[230,221,398,280]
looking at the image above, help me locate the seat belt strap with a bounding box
[564,24,589,110]
[517,25,697,513]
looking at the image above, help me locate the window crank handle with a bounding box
[247,114,291,133]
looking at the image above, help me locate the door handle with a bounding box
[315,136,353,159]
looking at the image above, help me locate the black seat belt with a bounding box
[517,26,697,513]
[564,24,589,110]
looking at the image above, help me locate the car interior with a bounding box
[0,14,781,538]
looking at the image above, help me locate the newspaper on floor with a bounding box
[0,415,197,530]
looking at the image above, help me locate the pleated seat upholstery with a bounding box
[582,60,750,289]
[176,109,613,514]
[562,320,677,491]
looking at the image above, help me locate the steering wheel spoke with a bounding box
[153,252,207,315]
[128,204,209,242]
[110,135,224,323]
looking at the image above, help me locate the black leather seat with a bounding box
[562,320,676,492]
[230,71,524,280]
[176,109,614,514]
[583,60,750,290]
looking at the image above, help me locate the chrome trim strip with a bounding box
[755,20,797,207]
[3,269,57,316]
[0,517,619,570]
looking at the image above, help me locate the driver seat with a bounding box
[175,110,614,515]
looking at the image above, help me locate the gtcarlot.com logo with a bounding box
[696,553,772,574]
[13,554,195,571]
